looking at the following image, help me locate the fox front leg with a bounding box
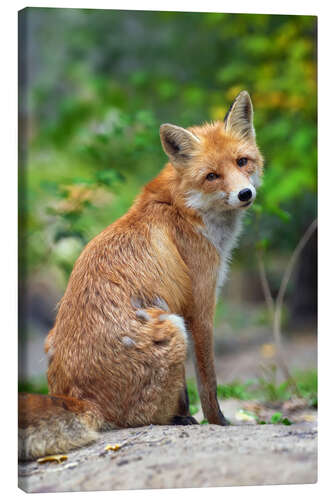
[189,319,229,426]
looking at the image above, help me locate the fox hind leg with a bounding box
[171,367,199,425]
[131,303,189,425]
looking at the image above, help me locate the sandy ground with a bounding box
[18,398,317,493]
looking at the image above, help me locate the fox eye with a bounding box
[206,172,219,181]
[237,157,248,167]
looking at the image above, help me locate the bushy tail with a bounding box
[18,393,108,461]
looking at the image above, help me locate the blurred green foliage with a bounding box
[188,368,317,407]
[18,378,48,395]
[19,9,317,286]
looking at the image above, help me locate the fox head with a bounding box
[160,91,264,212]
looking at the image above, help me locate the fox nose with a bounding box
[238,188,252,202]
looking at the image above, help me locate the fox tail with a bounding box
[18,393,109,461]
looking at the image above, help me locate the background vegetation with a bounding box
[19,9,317,399]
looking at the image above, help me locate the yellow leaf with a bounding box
[104,443,122,451]
[37,454,68,464]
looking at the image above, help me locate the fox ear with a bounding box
[224,91,255,141]
[160,124,200,166]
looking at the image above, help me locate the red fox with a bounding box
[19,90,264,460]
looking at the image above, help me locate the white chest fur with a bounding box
[199,210,244,295]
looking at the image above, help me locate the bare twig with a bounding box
[273,219,317,348]
[272,219,317,392]
[256,218,317,397]
[257,248,275,321]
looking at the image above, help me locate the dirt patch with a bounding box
[18,401,317,493]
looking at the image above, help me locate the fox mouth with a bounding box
[242,201,252,207]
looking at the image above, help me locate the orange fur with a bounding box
[19,90,264,459]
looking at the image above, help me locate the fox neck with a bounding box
[199,208,244,292]
[141,164,244,290]
[200,208,244,253]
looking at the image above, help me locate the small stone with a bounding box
[117,459,129,466]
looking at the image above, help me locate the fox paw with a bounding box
[171,415,199,425]
[134,306,187,344]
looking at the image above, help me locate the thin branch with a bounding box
[272,219,317,392]
[256,218,317,397]
[257,248,275,321]
[256,249,296,388]
[273,219,318,343]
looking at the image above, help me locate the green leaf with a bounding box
[271,412,283,424]
[270,412,292,425]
